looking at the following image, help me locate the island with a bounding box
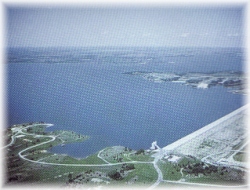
[3,105,248,188]
[124,71,247,95]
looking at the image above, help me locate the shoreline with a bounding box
[163,104,248,151]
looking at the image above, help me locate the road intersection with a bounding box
[4,123,247,188]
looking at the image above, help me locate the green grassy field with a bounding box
[233,152,246,162]
[158,161,182,181]
[5,122,247,187]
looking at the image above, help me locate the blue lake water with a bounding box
[6,47,245,158]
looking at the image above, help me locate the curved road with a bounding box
[5,123,247,189]
[12,124,152,167]
[147,157,163,190]
[2,135,16,149]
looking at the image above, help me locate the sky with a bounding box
[6,5,244,47]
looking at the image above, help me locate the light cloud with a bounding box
[7,7,243,47]
[227,33,239,37]
[180,33,190,38]
[142,33,152,37]
[199,33,209,37]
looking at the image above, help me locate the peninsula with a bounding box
[3,105,248,188]
[124,71,247,95]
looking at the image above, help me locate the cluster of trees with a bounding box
[223,79,242,87]
[112,154,123,162]
[122,163,135,171]
[68,173,73,183]
[183,162,207,176]
[183,162,229,177]
[124,147,132,152]
[8,174,23,182]
[26,128,32,132]
[68,172,88,184]
[183,161,246,182]
[108,170,123,180]
[108,164,135,181]
[111,147,134,162]
[135,149,145,155]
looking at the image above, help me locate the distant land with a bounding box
[4,106,248,188]
[124,71,247,95]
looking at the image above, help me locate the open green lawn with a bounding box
[127,153,154,162]
[120,163,157,185]
[7,122,246,187]
[186,176,245,186]
[233,147,247,162]
[233,152,246,162]
[158,161,182,181]
[59,153,107,165]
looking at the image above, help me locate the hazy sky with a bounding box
[6,5,244,47]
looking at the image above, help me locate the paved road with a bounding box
[163,179,248,188]
[147,149,164,190]
[5,123,247,189]
[227,141,249,162]
[201,149,248,172]
[97,149,111,164]
[2,135,16,149]
[3,123,53,149]
[14,124,152,167]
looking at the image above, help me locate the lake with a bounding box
[6,47,245,158]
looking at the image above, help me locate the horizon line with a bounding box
[6,46,244,49]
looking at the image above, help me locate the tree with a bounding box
[118,158,123,162]
[126,164,135,170]
[68,173,73,183]
[108,170,122,180]
[135,149,145,155]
